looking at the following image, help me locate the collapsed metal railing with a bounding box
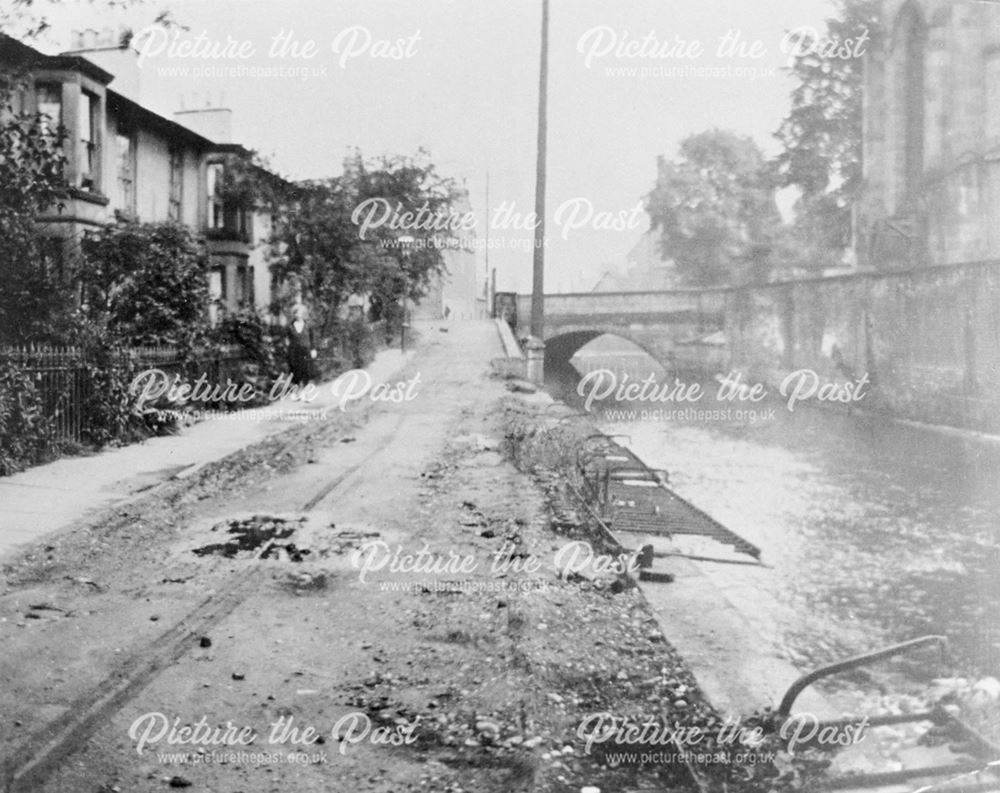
[775,637,1000,792]
[575,433,762,564]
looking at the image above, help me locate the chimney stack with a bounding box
[64,26,140,100]
[174,92,233,143]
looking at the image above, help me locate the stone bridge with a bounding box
[513,290,727,371]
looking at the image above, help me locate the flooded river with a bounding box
[550,347,1000,701]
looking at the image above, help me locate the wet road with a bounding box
[553,353,1000,699]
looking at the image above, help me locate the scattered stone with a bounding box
[475,719,500,735]
[199,636,212,648]
[66,576,102,590]
[167,776,192,788]
[232,672,245,681]
[639,570,675,584]
[27,603,64,612]
[506,380,537,394]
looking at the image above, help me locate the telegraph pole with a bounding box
[530,0,549,340]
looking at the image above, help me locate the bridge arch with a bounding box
[543,329,668,373]
[545,328,672,390]
[513,290,728,375]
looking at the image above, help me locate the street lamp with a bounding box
[398,235,414,351]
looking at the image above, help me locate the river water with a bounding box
[550,349,1000,701]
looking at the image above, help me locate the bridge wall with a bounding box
[515,290,727,322]
[517,261,1000,432]
[515,290,727,364]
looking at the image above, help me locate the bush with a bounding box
[76,341,147,447]
[344,317,376,370]
[0,362,56,475]
[213,310,285,406]
[80,221,210,347]
[216,310,281,373]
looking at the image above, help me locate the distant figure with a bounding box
[287,328,312,385]
[831,344,856,381]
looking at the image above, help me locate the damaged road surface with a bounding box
[0,321,735,793]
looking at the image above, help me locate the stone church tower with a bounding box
[860,0,1000,269]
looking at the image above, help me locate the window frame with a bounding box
[78,89,99,192]
[206,162,226,230]
[168,146,184,222]
[115,127,137,217]
[35,82,62,133]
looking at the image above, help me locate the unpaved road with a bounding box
[0,323,726,793]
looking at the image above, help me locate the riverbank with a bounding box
[502,384,1000,784]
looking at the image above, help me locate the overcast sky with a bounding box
[34,0,835,293]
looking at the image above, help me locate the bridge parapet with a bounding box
[514,290,727,335]
[512,290,729,370]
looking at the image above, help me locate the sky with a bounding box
[30,0,837,293]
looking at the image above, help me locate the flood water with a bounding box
[551,347,1000,700]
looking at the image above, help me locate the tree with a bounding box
[0,8,181,346]
[646,130,780,287]
[80,221,210,346]
[0,63,73,344]
[269,149,461,337]
[771,0,881,267]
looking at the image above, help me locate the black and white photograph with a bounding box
[0,0,998,790]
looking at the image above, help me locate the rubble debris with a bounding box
[192,515,310,561]
[506,380,538,394]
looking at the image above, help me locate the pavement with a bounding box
[0,335,424,562]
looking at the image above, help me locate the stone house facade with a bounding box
[0,32,284,322]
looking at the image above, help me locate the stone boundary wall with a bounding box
[713,262,1000,433]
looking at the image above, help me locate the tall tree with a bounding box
[269,150,461,336]
[771,0,881,268]
[646,130,780,287]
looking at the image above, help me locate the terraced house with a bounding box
[0,30,284,322]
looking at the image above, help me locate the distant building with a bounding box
[859,0,1000,269]
[411,186,482,320]
[591,228,678,292]
[0,31,287,321]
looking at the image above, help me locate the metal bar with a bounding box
[649,551,767,567]
[821,762,993,790]
[778,636,949,717]
[804,711,943,731]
